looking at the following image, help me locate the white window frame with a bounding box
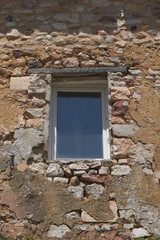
[48,78,110,160]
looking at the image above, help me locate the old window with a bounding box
[48,76,110,160]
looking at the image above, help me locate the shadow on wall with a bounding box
[0,0,160,35]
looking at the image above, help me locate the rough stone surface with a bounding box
[131,228,150,238]
[47,224,70,238]
[111,87,131,100]
[46,164,64,177]
[85,184,104,199]
[112,124,140,137]
[24,108,43,119]
[111,165,131,176]
[80,174,112,184]
[113,138,133,159]
[99,166,109,176]
[0,1,160,238]
[54,177,68,184]
[7,29,20,40]
[131,142,154,165]
[112,100,128,117]
[10,77,30,91]
[69,163,89,171]
[5,128,43,164]
[68,186,84,198]
[81,210,96,222]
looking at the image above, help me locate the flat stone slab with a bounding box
[27,66,128,76]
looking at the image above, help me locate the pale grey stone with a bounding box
[54,60,61,65]
[133,91,142,99]
[4,144,21,165]
[101,224,111,231]
[112,124,140,137]
[85,183,104,199]
[0,33,4,38]
[109,57,121,63]
[69,163,89,171]
[74,224,91,231]
[142,168,153,175]
[155,80,160,87]
[47,164,64,177]
[124,223,134,229]
[29,162,45,174]
[68,186,84,198]
[137,205,160,236]
[81,210,96,222]
[131,228,150,238]
[117,48,123,54]
[111,165,131,176]
[5,129,43,164]
[148,68,160,76]
[105,35,115,43]
[115,40,127,48]
[7,29,20,40]
[99,166,109,176]
[12,68,23,77]
[130,142,154,165]
[73,170,86,176]
[31,98,46,107]
[88,170,98,175]
[47,225,70,238]
[10,77,30,91]
[129,69,142,75]
[118,159,128,165]
[120,31,133,41]
[119,209,135,221]
[99,62,115,67]
[53,177,68,184]
[25,108,43,118]
[66,211,80,219]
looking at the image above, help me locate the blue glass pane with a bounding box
[57,92,103,158]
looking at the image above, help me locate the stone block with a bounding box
[99,166,109,175]
[53,177,68,184]
[47,225,70,238]
[81,210,96,222]
[47,163,64,177]
[7,29,20,40]
[26,119,44,128]
[111,165,131,176]
[113,138,133,158]
[63,57,79,68]
[112,100,128,117]
[130,142,154,165]
[24,108,43,119]
[5,128,44,164]
[68,186,84,198]
[69,163,89,171]
[85,183,104,199]
[111,87,130,100]
[10,77,30,91]
[80,174,112,184]
[131,228,150,238]
[70,176,80,186]
[112,124,140,137]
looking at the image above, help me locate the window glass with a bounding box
[57,92,103,158]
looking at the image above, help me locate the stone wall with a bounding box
[0,0,160,239]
